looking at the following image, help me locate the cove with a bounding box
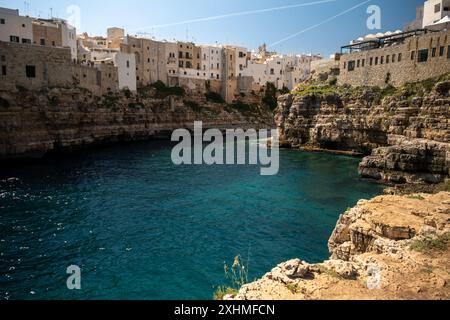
[0,140,383,300]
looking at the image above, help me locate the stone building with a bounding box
[32,18,77,60]
[338,29,450,87]
[0,41,118,95]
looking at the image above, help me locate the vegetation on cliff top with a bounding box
[214,255,249,300]
[290,72,450,104]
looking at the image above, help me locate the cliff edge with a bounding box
[230,192,450,300]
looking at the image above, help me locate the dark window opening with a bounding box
[375,57,378,65]
[357,59,360,67]
[411,51,416,60]
[10,36,19,43]
[418,49,428,62]
[386,55,390,64]
[26,65,36,78]
[380,56,384,64]
[370,57,373,65]
[40,39,45,46]
[362,59,365,67]
[22,38,31,44]
[1,65,6,76]
[392,54,396,63]
[440,46,445,56]
[0,19,5,24]
[348,60,355,71]
[447,46,450,59]
[398,53,402,62]
[432,47,437,57]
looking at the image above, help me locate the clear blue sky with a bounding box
[1,0,424,56]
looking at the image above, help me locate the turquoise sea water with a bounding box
[0,141,383,300]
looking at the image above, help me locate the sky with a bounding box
[0,0,425,56]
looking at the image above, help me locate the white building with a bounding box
[243,53,321,90]
[0,7,33,44]
[422,0,450,27]
[201,45,223,80]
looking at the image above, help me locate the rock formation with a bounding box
[230,192,450,300]
[0,88,274,160]
[275,81,450,185]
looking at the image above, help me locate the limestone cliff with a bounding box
[230,192,450,300]
[0,87,275,160]
[275,79,450,185]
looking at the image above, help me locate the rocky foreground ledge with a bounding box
[229,192,450,300]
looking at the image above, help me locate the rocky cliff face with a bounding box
[275,82,450,185]
[230,192,450,300]
[0,88,274,160]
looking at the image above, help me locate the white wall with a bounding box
[114,52,136,91]
[201,45,223,80]
[423,0,450,26]
[59,21,77,60]
[0,7,33,44]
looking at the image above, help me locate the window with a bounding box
[410,51,415,60]
[386,55,390,64]
[432,47,437,57]
[179,52,183,59]
[435,3,441,13]
[398,53,402,62]
[0,18,5,24]
[40,39,45,46]
[348,60,355,71]
[22,38,31,44]
[380,56,384,64]
[126,60,130,68]
[22,24,25,28]
[447,45,450,58]
[392,54,396,63]
[239,52,245,58]
[343,62,346,69]
[418,49,428,62]
[1,65,6,76]
[440,46,445,56]
[10,36,19,43]
[362,59,365,67]
[357,59,360,67]
[52,41,55,46]
[26,65,36,78]
[370,57,373,65]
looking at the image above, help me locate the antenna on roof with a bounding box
[49,8,53,18]
[24,1,30,16]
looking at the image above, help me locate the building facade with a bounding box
[0,8,33,45]
[338,29,450,87]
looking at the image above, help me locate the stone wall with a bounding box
[0,41,118,95]
[339,30,450,87]
[0,41,73,91]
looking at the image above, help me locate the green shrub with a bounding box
[262,82,278,110]
[213,255,249,300]
[205,91,225,104]
[410,233,450,253]
[145,80,185,98]
[184,100,203,112]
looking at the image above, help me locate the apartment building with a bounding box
[243,53,321,90]
[0,7,33,45]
